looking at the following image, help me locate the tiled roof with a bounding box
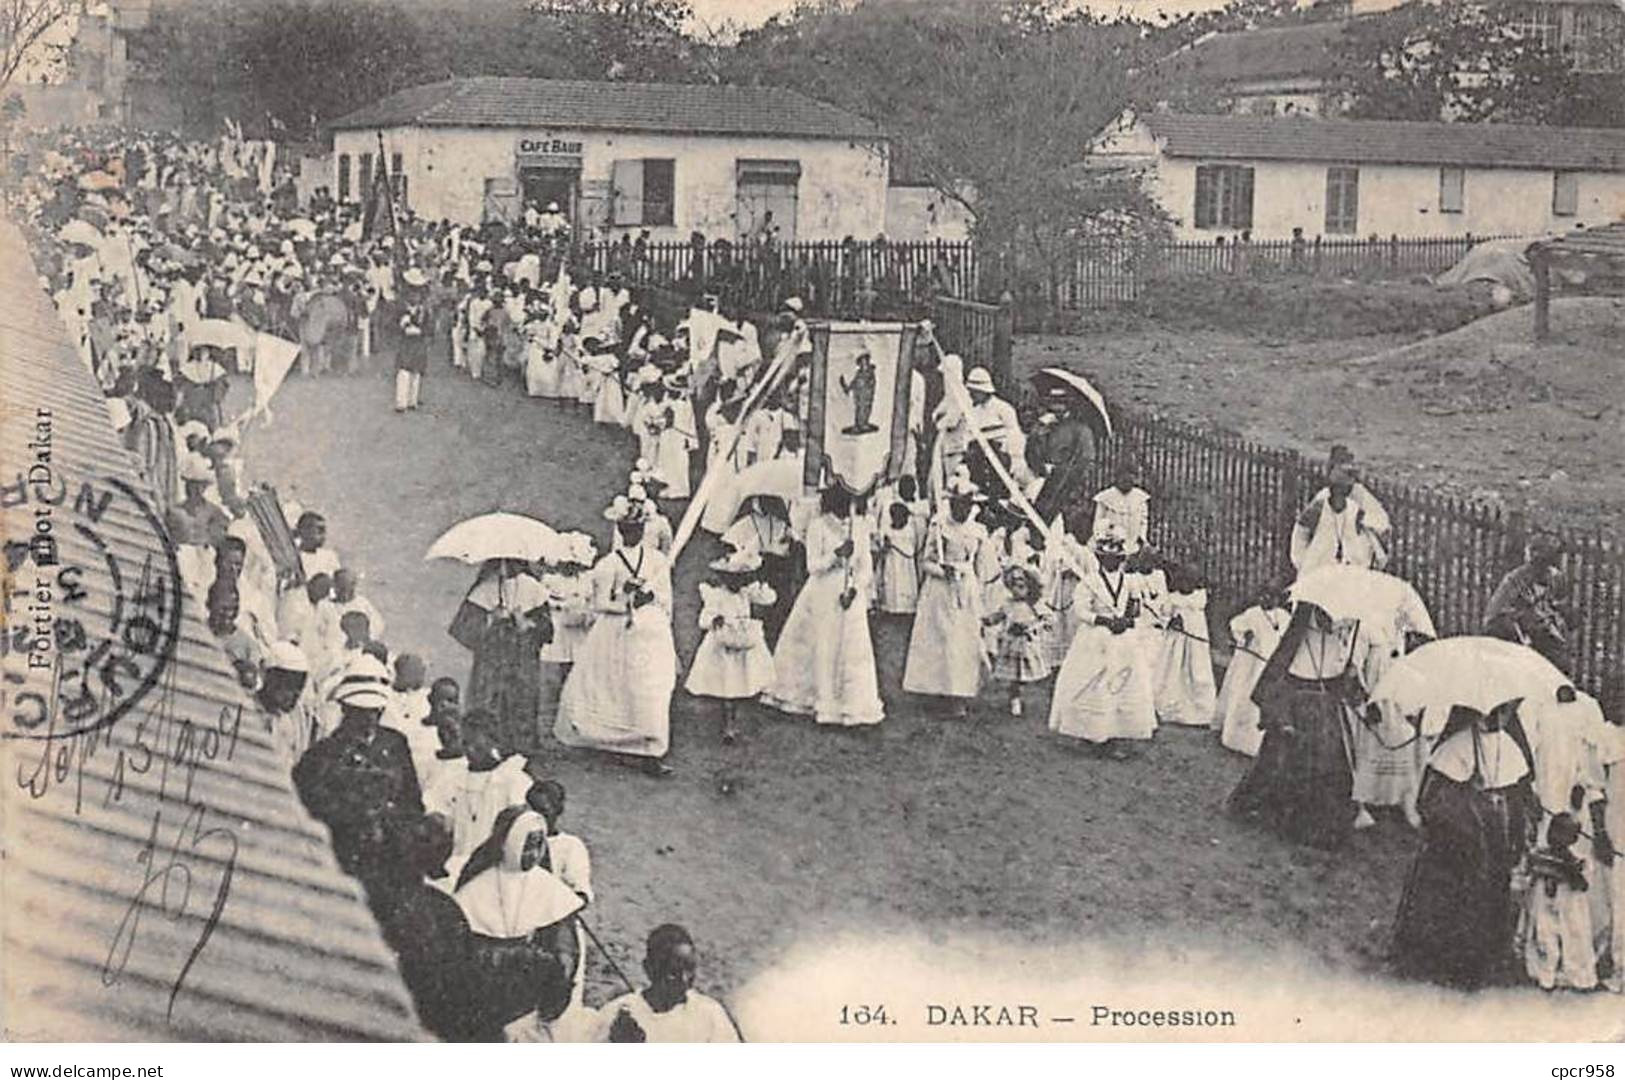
[1167,20,1350,86]
[0,217,425,1042]
[1145,112,1625,171]
[330,77,883,140]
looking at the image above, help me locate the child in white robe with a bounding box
[685,548,777,743]
[654,376,697,499]
[873,499,923,615]
[557,320,585,403]
[1215,586,1290,757]
[987,566,1051,717]
[584,339,625,426]
[1091,456,1150,554]
[1523,812,1597,991]
[1149,559,1217,728]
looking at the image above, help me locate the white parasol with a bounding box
[285,218,318,241]
[425,512,566,565]
[1288,564,1433,637]
[1368,635,1571,738]
[1031,367,1113,442]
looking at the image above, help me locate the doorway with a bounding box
[519,165,579,223]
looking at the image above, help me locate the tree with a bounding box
[1328,0,1605,125]
[0,0,75,93]
[525,0,712,82]
[726,0,1170,301]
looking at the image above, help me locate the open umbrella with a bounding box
[1369,636,1570,737]
[426,512,565,565]
[77,170,121,192]
[1031,367,1113,444]
[1288,564,1434,637]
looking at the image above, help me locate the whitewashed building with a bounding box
[1089,111,1625,240]
[328,76,889,241]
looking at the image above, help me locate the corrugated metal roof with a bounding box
[329,76,884,141]
[0,216,426,1042]
[1145,112,1625,171]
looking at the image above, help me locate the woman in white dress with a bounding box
[1214,585,1289,757]
[654,374,697,500]
[762,486,883,727]
[554,503,677,777]
[902,488,989,713]
[583,339,625,426]
[684,548,777,744]
[1047,529,1157,759]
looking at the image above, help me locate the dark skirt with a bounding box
[1390,770,1532,989]
[1228,673,1356,850]
[397,334,428,375]
[466,618,545,755]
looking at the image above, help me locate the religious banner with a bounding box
[803,321,920,497]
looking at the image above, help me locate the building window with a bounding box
[1324,166,1359,234]
[1553,171,1579,216]
[1193,164,1254,230]
[338,154,351,202]
[359,152,374,205]
[1439,167,1465,214]
[736,159,800,243]
[610,158,677,226]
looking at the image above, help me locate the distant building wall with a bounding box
[332,125,889,241]
[884,185,974,242]
[1150,156,1625,239]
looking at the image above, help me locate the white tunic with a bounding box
[1047,565,1157,743]
[684,582,776,699]
[1215,606,1288,757]
[902,517,987,699]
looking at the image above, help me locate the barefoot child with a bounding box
[1214,582,1290,756]
[684,547,777,743]
[1150,557,1217,728]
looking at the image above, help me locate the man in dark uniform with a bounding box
[293,654,424,880]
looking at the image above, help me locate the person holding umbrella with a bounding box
[1028,368,1110,527]
[448,558,552,758]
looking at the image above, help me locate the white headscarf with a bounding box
[455,810,583,938]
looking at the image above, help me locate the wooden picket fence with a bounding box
[575,238,979,318]
[1036,233,1524,314]
[928,294,1015,392]
[1062,412,1623,700]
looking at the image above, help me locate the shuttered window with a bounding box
[1193,164,1253,230]
[359,152,374,206]
[1553,171,1579,216]
[1439,167,1465,213]
[391,151,407,205]
[611,159,676,226]
[337,154,351,202]
[1324,166,1359,234]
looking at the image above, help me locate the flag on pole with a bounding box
[249,332,302,424]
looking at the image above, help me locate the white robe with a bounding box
[1047,565,1157,743]
[1149,586,1217,728]
[762,513,883,727]
[555,546,676,758]
[587,990,740,1043]
[684,582,776,699]
[902,517,987,698]
[1290,486,1390,575]
[1215,606,1288,757]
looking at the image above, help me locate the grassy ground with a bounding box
[235,353,1453,1037]
[1013,297,1625,534]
